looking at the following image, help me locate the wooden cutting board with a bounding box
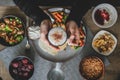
[0,60,12,80]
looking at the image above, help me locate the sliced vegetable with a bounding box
[5,25,12,32]
[16,35,23,42]
[63,15,67,23]
[14,34,18,38]
[56,13,63,19]
[0,16,24,46]
[9,41,14,45]
[10,18,13,21]
[74,46,80,49]
[54,14,62,22]
[79,40,84,47]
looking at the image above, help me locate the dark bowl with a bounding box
[0,15,25,46]
[79,56,104,80]
[9,56,34,80]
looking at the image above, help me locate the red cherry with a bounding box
[13,69,18,74]
[95,9,104,25]
[19,72,22,76]
[18,67,22,72]
[21,66,26,71]
[23,72,28,77]
[22,59,28,64]
[101,9,110,21]
[28,65,33,70]
[24,64,28,67]
[12,62,19,68]
[26,68,30,72]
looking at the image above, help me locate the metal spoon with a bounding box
[47,63,65,80]
[25,16,31,49]
[25,40,30,49]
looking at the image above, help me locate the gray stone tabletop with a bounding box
[0,25,109,80]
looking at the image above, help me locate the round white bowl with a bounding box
[92,3,118,28]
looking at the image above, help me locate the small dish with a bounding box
[79,56,104,80]
[9,56,34,80]
[92,30,117,56]
[48,8,70,14]
[0,15,25,46]
[92,3,118,28]
[48,27,67,46]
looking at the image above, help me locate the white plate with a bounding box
[92,30,117,56]
[48,8,70,14]
[92,3,118,28]
[47,8,70,23]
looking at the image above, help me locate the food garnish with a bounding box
[0,16,24,45]
[93,32,115,53]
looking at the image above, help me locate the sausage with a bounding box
[12,20,17,26]
[17,24,22,28]
[0,23,5,28]
[17,31,24,35]
[4,18,10,24]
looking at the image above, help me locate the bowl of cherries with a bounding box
[9,56,34,80]
[92,3,118,28]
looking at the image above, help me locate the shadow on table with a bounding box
[116,74,120,80]
[24,48,36,63]
[0,77,2,80]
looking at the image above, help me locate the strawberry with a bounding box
[13,69,18,74]
[101,9,110,21]
[21,66,26,71]
[22,59,28,64]
[19,72,22,76]
[26,68,30,72]
[23,72,28,77]
[28,65,33,70]
[12,62,19,68]
[95,9,104,25]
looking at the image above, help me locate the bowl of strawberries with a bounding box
[92,3,118,28]
[9,56,34,80]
